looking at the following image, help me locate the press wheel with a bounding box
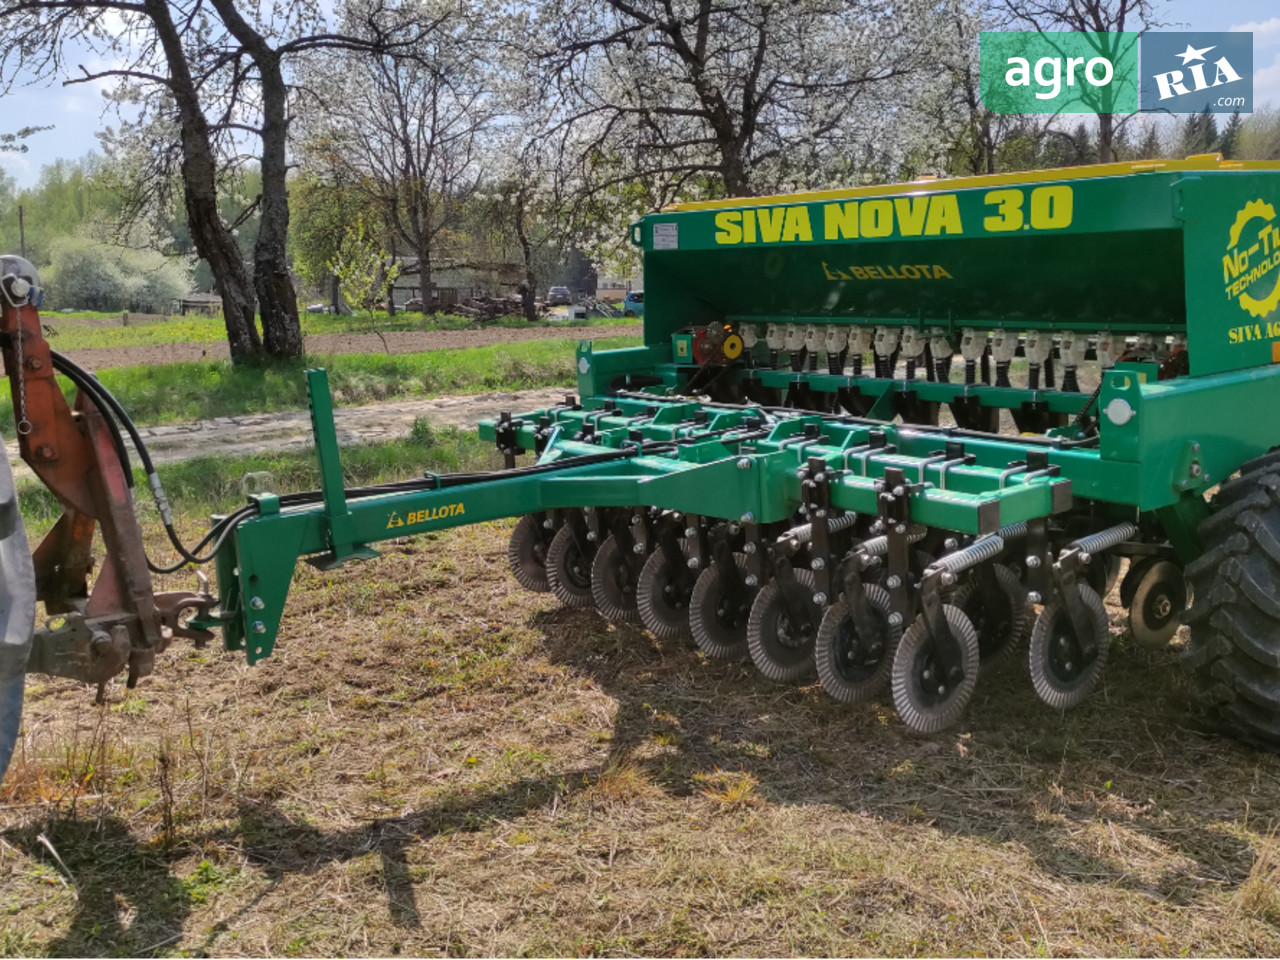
[590,534,642,623]
[814,583,900,703]
[951,564,1028,663]
[746,569,820,683]
[689,553,756,660]
[891,605,980,733]
[545,523,596,609]
[507,514,552,593]
[1029,582,1110,709]
[636,544,695,641]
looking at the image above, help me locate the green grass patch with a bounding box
[45,309,636,350]
[16,421,502,530]
[0,336,640,431]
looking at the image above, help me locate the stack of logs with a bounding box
[451,296,547,320]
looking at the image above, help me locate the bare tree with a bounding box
[0,0,430,361]
[538,0,959,199]
[301,0,494,303]
[996,0,1164,164]
[0,0,264,360]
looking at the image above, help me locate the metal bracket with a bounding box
[1051,548,1096,658]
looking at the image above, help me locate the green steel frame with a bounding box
[198,157,1280,667]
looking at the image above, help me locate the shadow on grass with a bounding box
[7,602,1278,953]
[3,815,192,958]
[528,606,1273,903]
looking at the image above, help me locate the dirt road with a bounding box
[7,386,572,476]
[61,323,641,371]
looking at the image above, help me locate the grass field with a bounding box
[0,336,640,431]
[5,329,1280,954]
[45,310,634,351]
[4,482,1280,955]
[13,420,500,534]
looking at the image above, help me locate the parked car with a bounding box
[622,290,644,317]
[547,286,572,305]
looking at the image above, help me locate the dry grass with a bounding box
[4,522,1280,956]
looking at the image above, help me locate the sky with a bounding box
[0,0,1277,189]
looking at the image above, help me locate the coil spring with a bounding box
[856,526,927,557]
[1069,522,1138,557]
[783,511,860,545]
[934,535,1006,576]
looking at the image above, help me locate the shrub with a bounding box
[44,235,193,313]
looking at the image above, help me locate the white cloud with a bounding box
[1255,49,1280,110]
[1231,17,1280,49]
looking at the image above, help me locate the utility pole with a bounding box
[18,205,25,261]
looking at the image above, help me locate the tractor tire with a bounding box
[0,451,35,784]
[1184,463,1280,746]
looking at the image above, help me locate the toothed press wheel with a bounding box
[1183,465,1280,747]
[508,514,552,593]
[951,564,1028,663]
[747,569,820,683]
[891,605,980,733]
[546,524,596,608]
[1127,559,1187,648]
[637,545,695,641]
[591,534,642,623]
[1028,583,1109,709]
[689,553,756,660]
[814,583,900,703]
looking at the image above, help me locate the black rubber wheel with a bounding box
[1028,583,1109,709]
[1184,463,1280,746]
[545,523,596,609]
[636,545,695,641]
[689,553,756,659]
[507,514,552,593]
[591,534,642,623]
[891,604,980,733]
[814,583,900,703]
[746,569,820,683]
[1127,559,1187,648]
[950,564,1027,663]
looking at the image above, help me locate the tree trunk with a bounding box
[1098,112,1115,164]
[514,195,538,323]
[208,0,303,360]
[252,57,303,358]
[145,0,261,363]
[720,143,750,197]
[416,236,432,313]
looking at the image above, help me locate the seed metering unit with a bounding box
[3,154,1280,772]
